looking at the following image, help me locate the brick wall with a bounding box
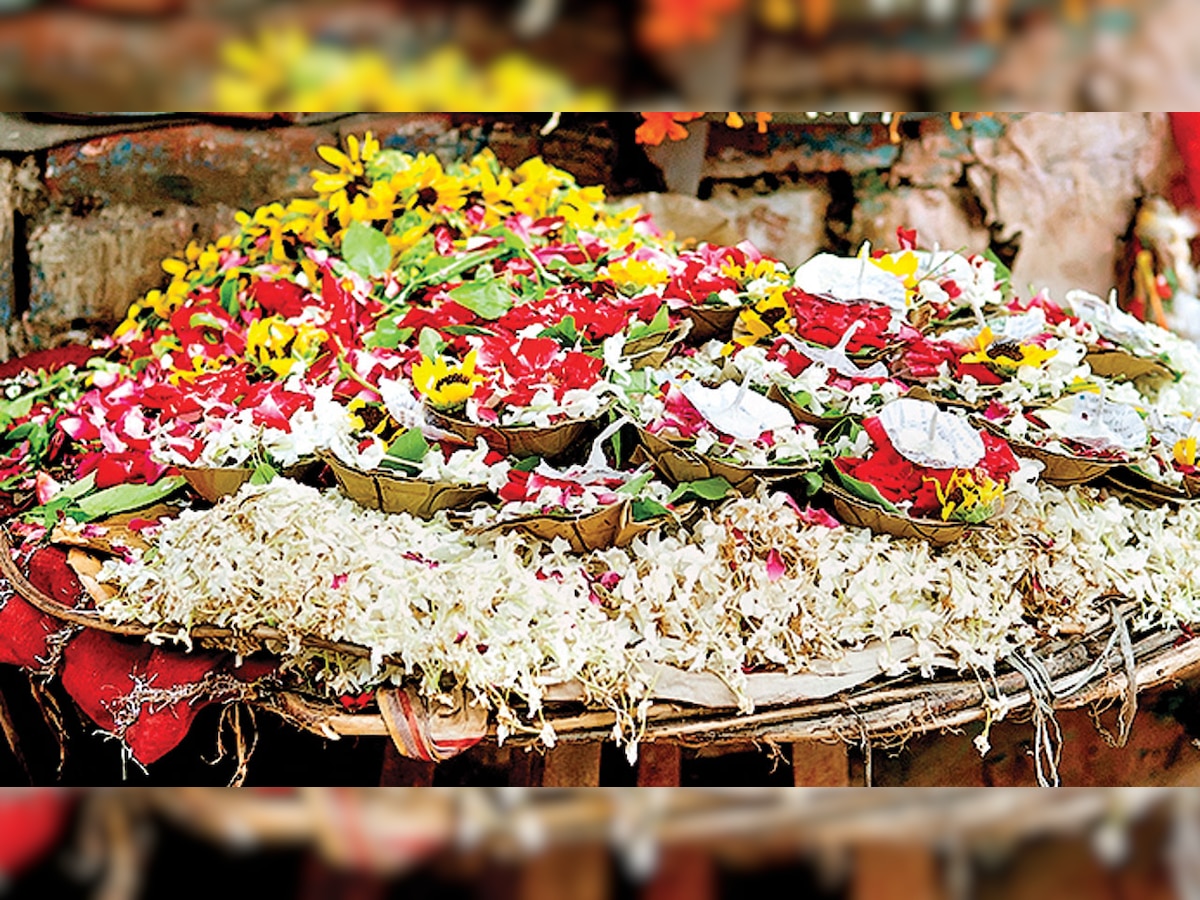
[0,112,1184,359]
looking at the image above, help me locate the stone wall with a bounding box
[0,112,1185,359]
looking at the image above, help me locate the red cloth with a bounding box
[0,790,72,877]
[0,546,82,668]
[0,542,276,766]
[1169,113,1200,209]
[0,345,94,380]
[62,630,275,765]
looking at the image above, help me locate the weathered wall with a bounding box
[0,112,1184,358]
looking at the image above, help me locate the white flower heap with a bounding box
[98,473,1200,748]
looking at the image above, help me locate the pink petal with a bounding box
[766,548,785,582]
[799,507,842,530]
[331,574,348,590]
[34,472,60,505]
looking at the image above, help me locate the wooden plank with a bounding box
[792,740,850,786]
[519,846,610,900]
[637,742,682,786]
[378,742,435,786]
[541,743,602,787]
[641,847,716,900]
[851,844,944,900]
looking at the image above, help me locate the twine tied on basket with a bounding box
[1006,599,1137,787]
[376,685,488,763]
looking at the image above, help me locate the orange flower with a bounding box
[754,111,772,133]
[635,112,706,145]
[639,0,745,49]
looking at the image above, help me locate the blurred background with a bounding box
[0,788,1198,900]
[0,0,1195,110]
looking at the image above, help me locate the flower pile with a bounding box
[7,134,1200,757]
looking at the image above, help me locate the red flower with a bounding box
[249,278,310,319]
[787,291,895,352]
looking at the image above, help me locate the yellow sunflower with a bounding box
[412,350,484,410]
[960,326,1057,370]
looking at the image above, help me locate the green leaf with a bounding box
[366,318,411,350]
[387,428,430,464]
[982,248,1013,301]
[831,467,900,513]
[449,280,516,320]
[800,471,823,497]
[343,221,393,278]
[667,477,732,504]
[628,303,671,340]
[513,455,542,472]
[420,246,506,284]
[631,499,670,521]
[0,395,33,426]
[219,279,240,317]
[189,312,227,330]
[442,324,496,337]
[616,470,654,496]
[74,475,186,520]
[418,327,446,361]
[538,315,579,346]
[249,462,279,485]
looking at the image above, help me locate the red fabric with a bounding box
[0,790,72,877]
[1169,113,1200,209]
[0,345,95,380]
[60,629,275,765]
[0,546,83,668]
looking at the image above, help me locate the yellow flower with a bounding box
[929,470,1005,523]
[390,153,466,214]
[871,251,919,289]
[311,132,380,195]
[960,326,1057,370]
[246,316,303,378]
[605,257,670,293]
[412,350,484,410]
[1175,435,1197,468]
[726,286,793,352]
[720,258,782,285]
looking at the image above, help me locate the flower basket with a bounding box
[322,453,490,518]
[179,466,255,503]
[822,481,970,547]
[977,419,1119,487]
[1105,465,1200,506]
[678,305,741,344]
[623,322,692,370]
[636,427,813,495]
[179,461,319,503]
[765,384,850,430]
[467,499,665,554]
[426,406,608,462]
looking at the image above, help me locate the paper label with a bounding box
[791,340,889,380]
[877,398,985,469]
[1038,393,1148,453]
[679,379,795,441]
[1067,289,1159,353]
[793,254,908,311]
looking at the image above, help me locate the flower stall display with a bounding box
[8,138,1200,773]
